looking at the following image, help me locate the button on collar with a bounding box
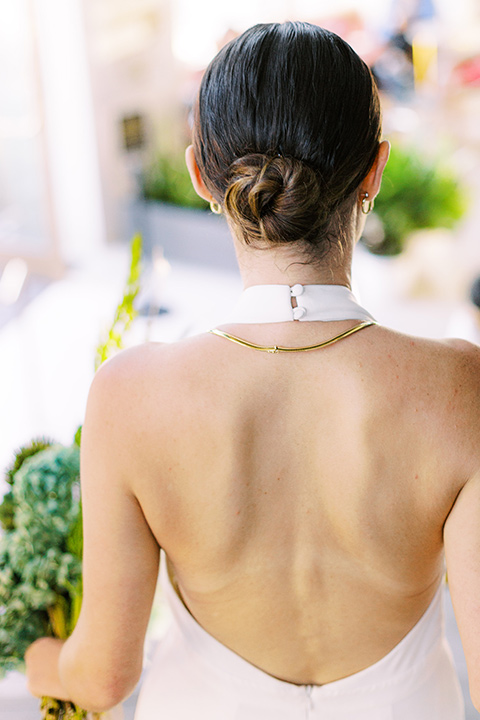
[293,306,306,320]
[290,284,304,297]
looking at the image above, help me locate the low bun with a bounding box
[194,22,382,261]
[224,154,332,252]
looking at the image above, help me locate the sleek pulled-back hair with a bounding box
[193,22,382,261]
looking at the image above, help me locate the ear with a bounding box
[185,145,215,203]
[359,140,390,201]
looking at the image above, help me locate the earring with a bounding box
[361,192,374,215]
[210,200,222,215]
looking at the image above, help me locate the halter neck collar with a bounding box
[227,284,375,324]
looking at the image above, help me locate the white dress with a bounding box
[134,285,465,719]
[134,561,464,720]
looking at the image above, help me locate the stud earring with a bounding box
[361,192,374,215]
[210,200,222,215]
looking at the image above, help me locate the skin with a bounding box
[26,141,480,712]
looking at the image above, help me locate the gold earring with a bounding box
[210,200,222,215]
[361,192,374,215]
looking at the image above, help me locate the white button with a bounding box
[293,306,306,320]
[291,284,304,297]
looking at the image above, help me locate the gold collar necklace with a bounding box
[208,284,376,353]
[209,321,376,353]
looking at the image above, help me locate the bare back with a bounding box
[124,321,480,685]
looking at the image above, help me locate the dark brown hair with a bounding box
[193,22,382,261]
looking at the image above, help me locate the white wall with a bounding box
[32,0,106,267]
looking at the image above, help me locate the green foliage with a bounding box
[1,438,56,532]
[142,152,209,210]
[0,492,15,532]
[66,503,83,562]
[5,437,55,485]
[41,696,88,719]
[65,502,83,631]
[366,144,468,255]
[95,232,143,369]
[0,445,81,675]
[73,426,82,448]
[0,234,144,718]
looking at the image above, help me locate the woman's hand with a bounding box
[25,637,70,701]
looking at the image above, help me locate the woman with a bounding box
[26,22,480,719]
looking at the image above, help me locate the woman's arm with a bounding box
[28,352,161,712]
[444,470,480,712]
[443,342,480,712]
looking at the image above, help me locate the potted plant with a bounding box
[138,150,237,272]
[362,143,467,255]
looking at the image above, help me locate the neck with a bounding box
[232,237,353,289]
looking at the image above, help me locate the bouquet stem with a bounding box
[40,696,88,719]
[42,601,99,719]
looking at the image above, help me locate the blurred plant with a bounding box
[142,152,209,210]
[0,443,86,718]
[95,232,143,370]
[363,143,467,255]
[0,235,144,719]
[0,438,55,532]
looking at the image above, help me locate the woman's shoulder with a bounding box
[82,338,216,476]
[93,335,213,384]
[373,326,480,459]
[371,325,480,373]
[87,336,216,423]
[358,326,480,434]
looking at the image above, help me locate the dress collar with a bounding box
[228,284,375,324]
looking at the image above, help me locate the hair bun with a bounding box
[194,22,382,261]
[224,154,327,248]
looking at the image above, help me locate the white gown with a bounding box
[134,285,465,719]
[134,560,464,720]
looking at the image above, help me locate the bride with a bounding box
[26,21,480,719]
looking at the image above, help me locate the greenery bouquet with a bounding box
[0,439,86,719]
[0,235,142,718]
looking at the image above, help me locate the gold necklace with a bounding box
[209,321,376,353]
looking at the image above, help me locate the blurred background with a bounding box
[1,0,480,715]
